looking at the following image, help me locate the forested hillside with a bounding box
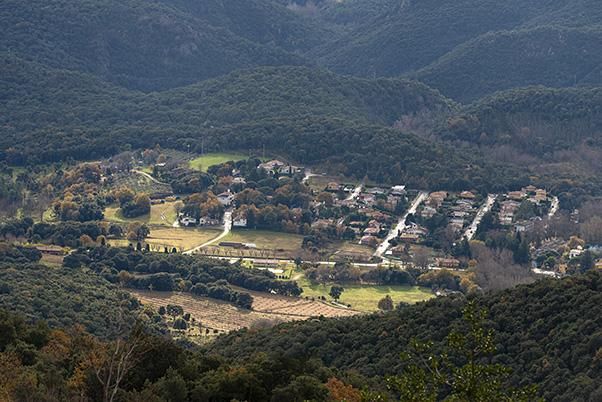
[157,0,330,52]
[1,257,600,400]
[3,55,526,191]
[4,0,602,98]
[312,0,594,76]
[433,86,602,204]
[0,260,141,339]
[0,0,308,91]
[213,272,602,401]
[300,0,602,99]
[440,86,602,152]
[414,27,602,101]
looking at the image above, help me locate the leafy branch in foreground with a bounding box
[369,301,541,401]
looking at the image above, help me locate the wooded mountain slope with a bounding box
[213,272,602,402]
[4,0,602,98]
[4,55,523,191]
[0,0,310,91]
[414,27,602,102]
[312,0,597,76]
[439,86,602,153]
[304,0,602,99]
[0,261,140,339]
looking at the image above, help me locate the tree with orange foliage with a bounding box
[325,377,362,402]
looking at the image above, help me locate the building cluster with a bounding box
[498,186,551,229]
[332,185,408,248]
[419,191,481,234]
[258,160,304,176]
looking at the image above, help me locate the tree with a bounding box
[412,247,430,270]
[329,286,344,301]
[79,234,95,247]
[82,323,150,402]
[580,250,595,272]
[325,378,361,402]
[166,305,184,317]
[236,293,254,309]
[389,301,541,402]
[378,295,394,311]
[173,318,187,330]
[513,239,531,265]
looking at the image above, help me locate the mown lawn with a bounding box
[294,271,434,312]
[189,153,248,172]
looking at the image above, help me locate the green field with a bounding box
[104,201,179,226]
[294,271,434,312]
[189,153,249,172]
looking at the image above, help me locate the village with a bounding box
[92,150,602,281]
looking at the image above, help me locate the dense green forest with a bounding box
[3,0,602,197]
[1,258,600,400]
[414,27,602,101]
[441,86,602,152]
[3,56,525,191]
[311,0,602,80]
[4,0,602,96]
[0,259,141,339]
[0,0,311,91]
[214,272,602,401]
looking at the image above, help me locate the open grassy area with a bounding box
[109,227,221,251]
[189,153,249,172]
[328,241,375,262]
[294,271,434,312]
[223,229,304,251]
[146,227,222,251]
[104,202,179,226]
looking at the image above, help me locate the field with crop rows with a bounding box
[131,288,358,334]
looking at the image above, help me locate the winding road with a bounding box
[183,211,232,255]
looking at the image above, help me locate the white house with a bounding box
[233,217,248,227]
[390,185,406,196]
[569,246,584,259]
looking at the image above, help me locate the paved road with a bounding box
[464,194,497,240]
[374,191,428,257]
[183,211,232,255]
